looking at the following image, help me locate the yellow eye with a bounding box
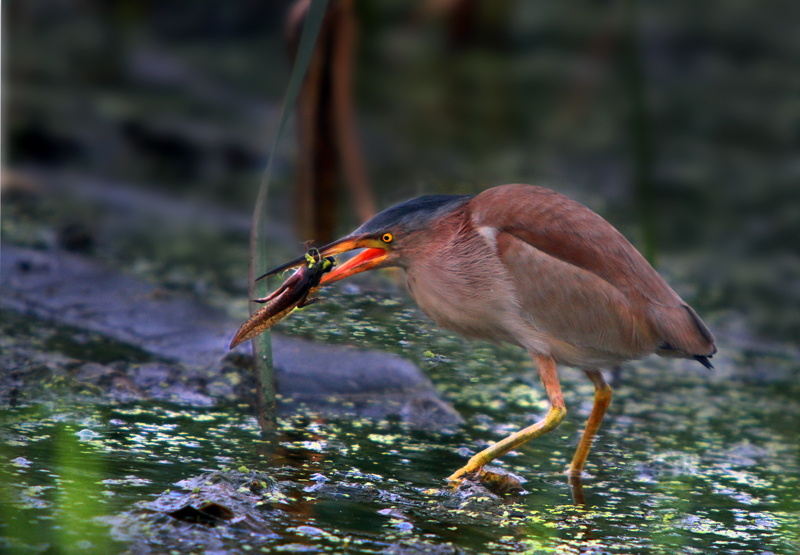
[381,233,394,243]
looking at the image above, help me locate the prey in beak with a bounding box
[229,235,390,348]
[256,234,391,287]
[229,250,334,349]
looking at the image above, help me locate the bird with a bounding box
[258,183,716,485]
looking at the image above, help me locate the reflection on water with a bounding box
[1,290,799,554]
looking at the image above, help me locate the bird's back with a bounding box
[469,184,716,366]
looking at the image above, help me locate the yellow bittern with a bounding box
[255,184,716,483]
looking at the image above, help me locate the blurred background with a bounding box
[3,0,799,344]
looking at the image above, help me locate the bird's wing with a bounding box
[470,184,715,359]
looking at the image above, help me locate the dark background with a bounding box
[3,0,799,343]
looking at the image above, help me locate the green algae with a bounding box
[2,290,800,554]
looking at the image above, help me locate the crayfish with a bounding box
[229,250,335,349]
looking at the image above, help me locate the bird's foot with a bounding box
[446,467,477,486]
[446,458,484,485]
[447,450,490,484]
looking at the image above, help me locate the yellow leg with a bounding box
[568,368,612,477]
[448,354,566,483]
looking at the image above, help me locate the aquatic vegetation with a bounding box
[1,291,799,553]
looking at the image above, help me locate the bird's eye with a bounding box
[381,233,394,243]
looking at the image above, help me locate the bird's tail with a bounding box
[653,304,717,368]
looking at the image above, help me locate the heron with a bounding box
[252,184,716,484]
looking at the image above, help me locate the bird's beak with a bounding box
[257,235,389,286]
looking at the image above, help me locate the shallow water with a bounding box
[2,290,799,554]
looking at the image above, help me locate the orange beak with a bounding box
[257,235,389,286]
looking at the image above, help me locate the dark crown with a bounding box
[354,195,473,236]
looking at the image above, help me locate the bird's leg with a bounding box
[568,368,612,478]
[447,353,566,483]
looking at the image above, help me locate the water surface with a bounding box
[2,290,799,554]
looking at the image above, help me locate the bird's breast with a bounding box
[404,235,522,346]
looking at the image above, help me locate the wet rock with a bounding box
[378,508,411,520]
[385,540,460,555]
[124,363,216,406]
[442,481,504,512]
[108,375,146,403]
[273,339,463,432]
[287,525,327,537]
[1,246,463,430]
[103,471,283,554]
[1,245,240,369]
[464,466,526,496]
[153,471,281,518]
[72,362,116,384]
[128,363,172,389]
[401,396,465,433]
[100,467,532,555]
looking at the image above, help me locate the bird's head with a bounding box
[259,194,472,285]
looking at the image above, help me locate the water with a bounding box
[1,290,799,554]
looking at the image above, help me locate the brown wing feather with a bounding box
[494,230,657,364]
[471,184,716,359]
